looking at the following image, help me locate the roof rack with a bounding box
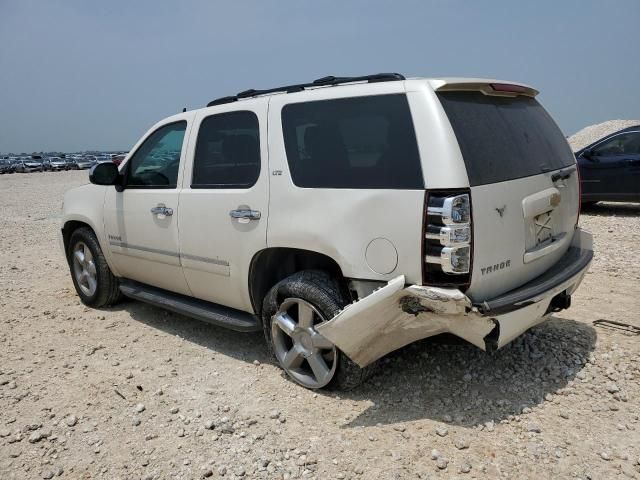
[206,73,405,107]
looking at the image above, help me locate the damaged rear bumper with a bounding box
[317,229,593,368]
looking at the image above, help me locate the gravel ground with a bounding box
[568,120,640,152]
[1,171,639,480]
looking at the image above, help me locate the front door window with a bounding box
[126,121,187,188]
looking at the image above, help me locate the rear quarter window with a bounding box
[438,92,575,186]
[281,94,424,189]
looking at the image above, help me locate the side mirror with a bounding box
[582,148,595,160]
[89,162,120,186]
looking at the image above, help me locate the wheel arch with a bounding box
[61,217,119,276]
[62,219,95,260]
[248,247,349,315]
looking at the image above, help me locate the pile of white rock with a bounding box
[568,119,640,152]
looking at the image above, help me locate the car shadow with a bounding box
[330,315,597,428]
[582,201,640,217]
[108,299,267,364]
[109,300,596,428]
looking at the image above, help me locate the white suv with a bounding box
[60,73,593,390]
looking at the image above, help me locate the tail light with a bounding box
[422,190,473,288]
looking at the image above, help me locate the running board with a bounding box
[119,280,261,332]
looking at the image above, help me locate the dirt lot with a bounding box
[1,170,639,480]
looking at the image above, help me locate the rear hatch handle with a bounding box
[550,165,576,183]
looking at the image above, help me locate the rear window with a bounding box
[281,94,423,189]
[438,92,575,186]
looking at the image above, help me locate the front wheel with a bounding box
[262,270,374,390]
[67,227,122,308]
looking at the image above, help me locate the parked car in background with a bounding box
[0,159,15,174]
[42,159,53,171]
[576,125,640,205]
[29,158,44,171]
[48,157,69,171]
[65,158,79,170]
[8,158,21,172]
[75,158,95,169]
[15,159,43,173]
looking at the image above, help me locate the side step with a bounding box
[119,280,261,332]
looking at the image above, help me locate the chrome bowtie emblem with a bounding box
[495,205,506,217]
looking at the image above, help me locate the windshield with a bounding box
[437,91,575,186]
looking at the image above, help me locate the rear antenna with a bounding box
[182,107,187,113]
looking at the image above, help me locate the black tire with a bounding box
[67,227,122,308]
[262,270,375,390]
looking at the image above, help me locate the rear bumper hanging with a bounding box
[317,229,593,367]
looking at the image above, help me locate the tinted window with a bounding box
[192,111,260,188]
[126,121,186,188]
[438,92,575,186]
[281,95,423,189]
[592,132,640,156]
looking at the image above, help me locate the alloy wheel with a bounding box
[72,241,98,297]
[271,298,337,388]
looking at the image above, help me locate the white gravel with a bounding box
[0,171,639,479]
[568,119,640,152]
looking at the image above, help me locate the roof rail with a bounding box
[206,73,405,107]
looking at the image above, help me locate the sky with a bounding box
[1,0,639,153]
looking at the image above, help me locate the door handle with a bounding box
[229,209,261,220]
[150,205,173,216]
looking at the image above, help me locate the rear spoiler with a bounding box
[432,79,538,98]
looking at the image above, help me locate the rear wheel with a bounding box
[68,227,122,307]
[262,270,374,390]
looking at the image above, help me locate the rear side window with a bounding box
[281,94,423,189]
[192,111,260,189]
[438,92,575,186]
